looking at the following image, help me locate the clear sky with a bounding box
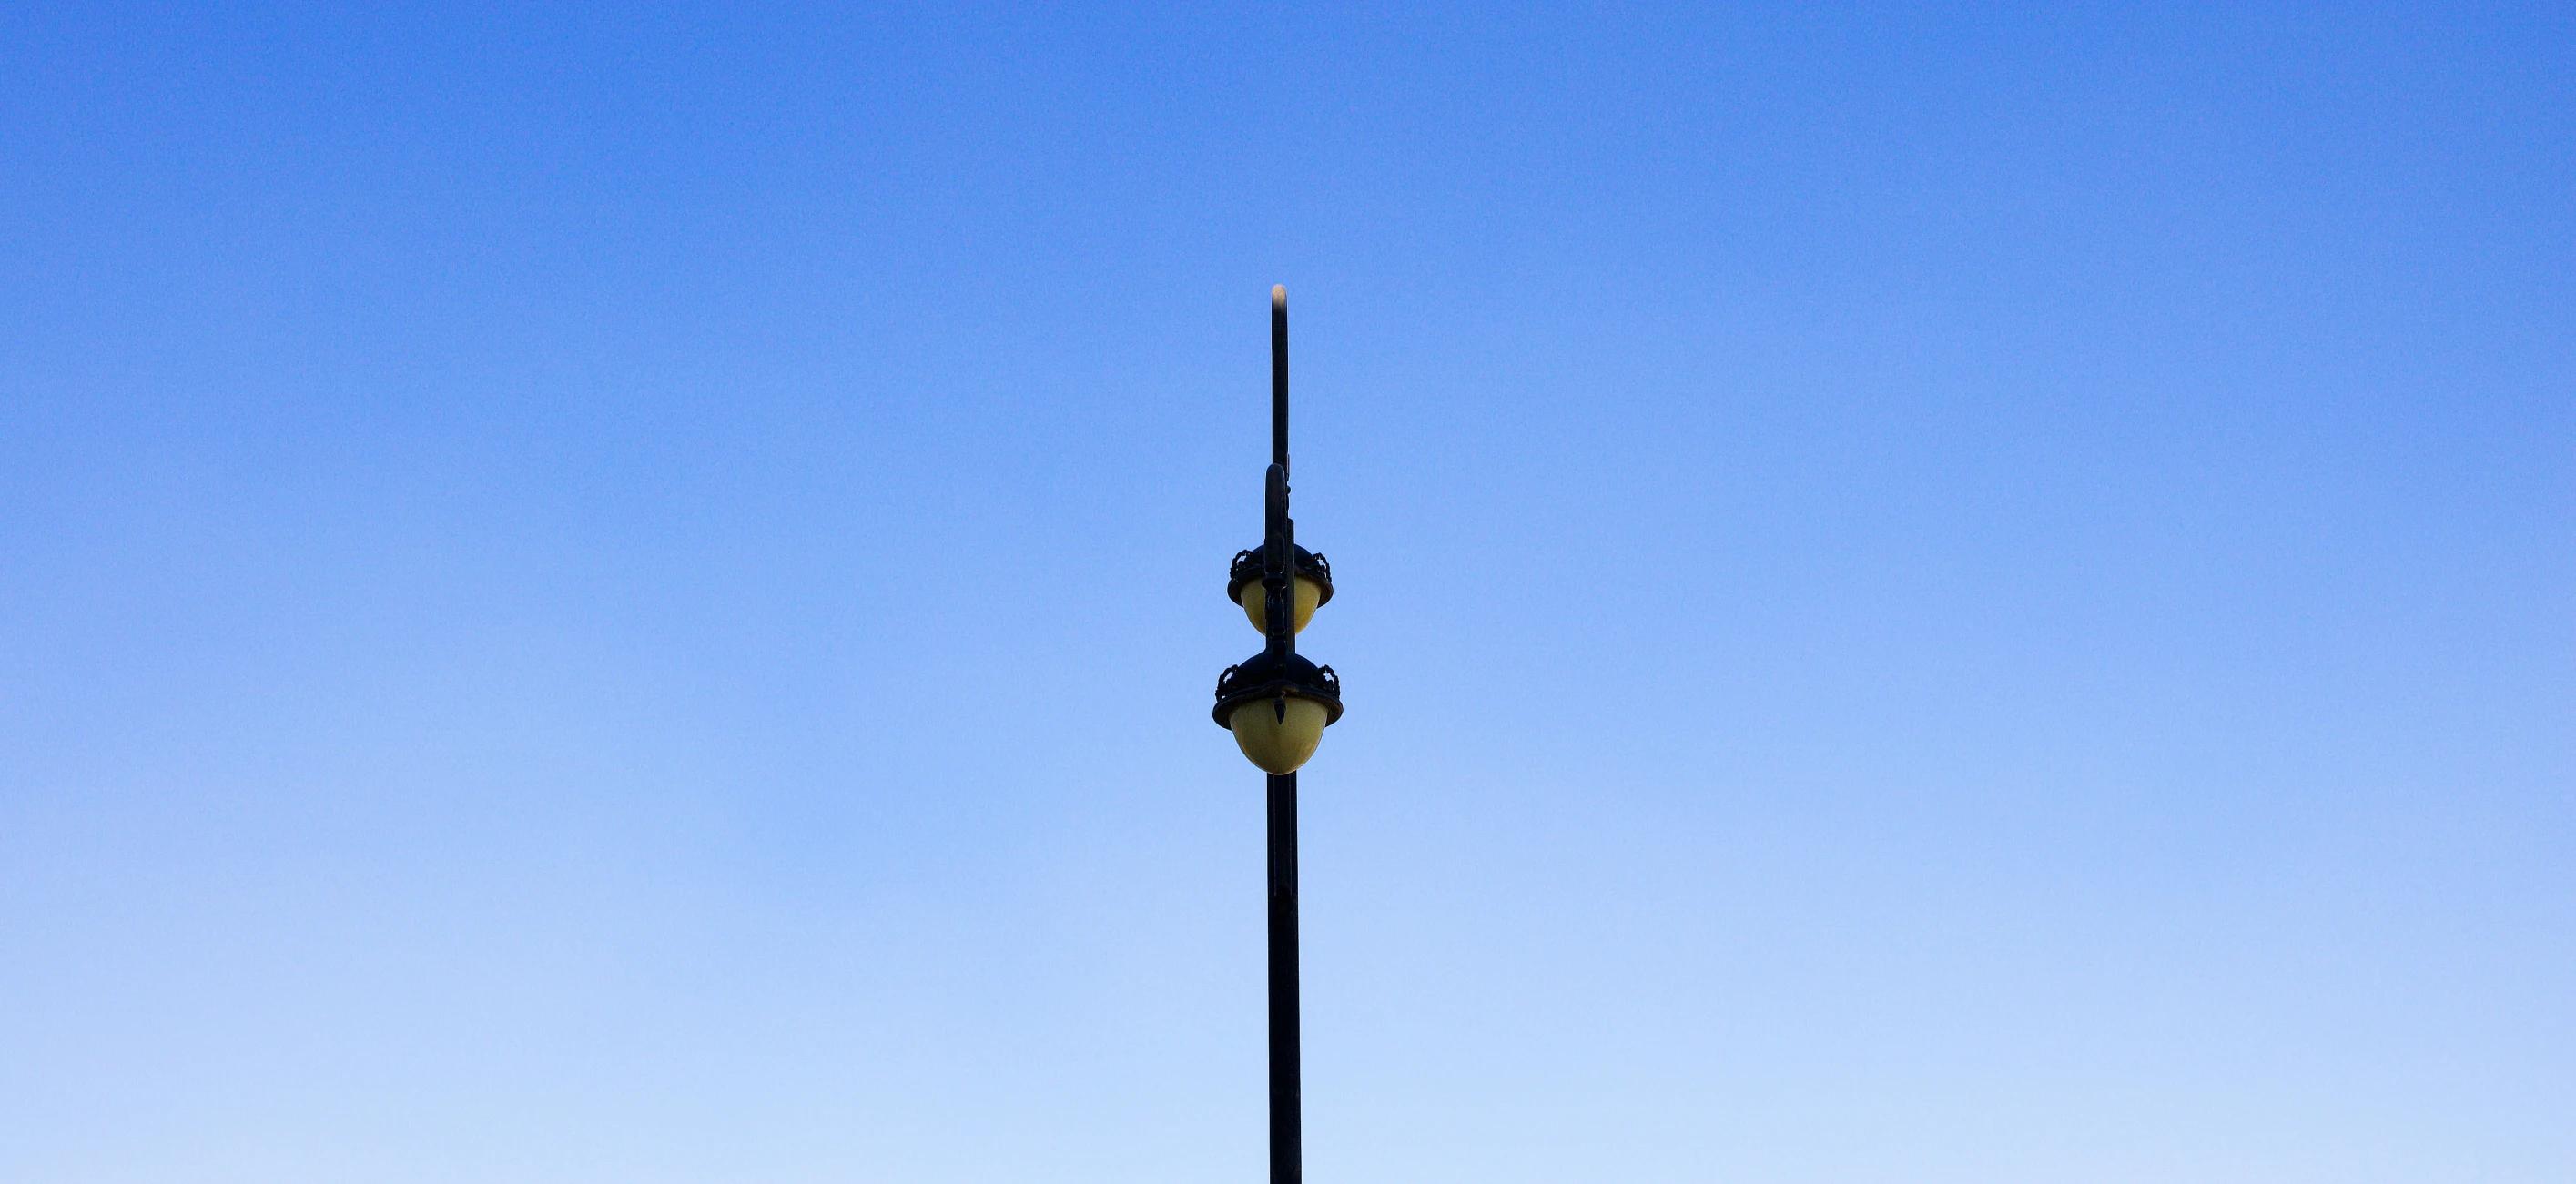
[3,4,2570,1181]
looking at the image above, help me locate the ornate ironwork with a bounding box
[1227,545,1334,606]
[1212,649,1344,727]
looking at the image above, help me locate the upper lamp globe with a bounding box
[1227,546,1333,635]
[1237,577,1323,635]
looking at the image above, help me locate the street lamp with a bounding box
[1227,544,1332,636]
[1213,285,1338,1184]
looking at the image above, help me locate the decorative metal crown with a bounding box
[1213,650,1344,728]
[1227,545,1334,606]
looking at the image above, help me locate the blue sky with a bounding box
[3,3,2570,1181]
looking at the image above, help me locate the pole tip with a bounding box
[1272,284,1286,307]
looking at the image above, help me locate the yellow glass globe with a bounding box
[1238,576,1323,634]
[1229,695,1329,774]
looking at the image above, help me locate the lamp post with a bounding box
[1213,285,1340,1184]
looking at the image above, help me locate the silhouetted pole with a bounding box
[1265,284,1302,1184]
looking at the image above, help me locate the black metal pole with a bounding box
[1265,283,1301,1184]
[1267,770,1302,1184]
[1272,285,1289,476]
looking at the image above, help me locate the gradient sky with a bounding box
[4,4,2571,1181]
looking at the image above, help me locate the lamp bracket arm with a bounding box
[1262,462,1294,659]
